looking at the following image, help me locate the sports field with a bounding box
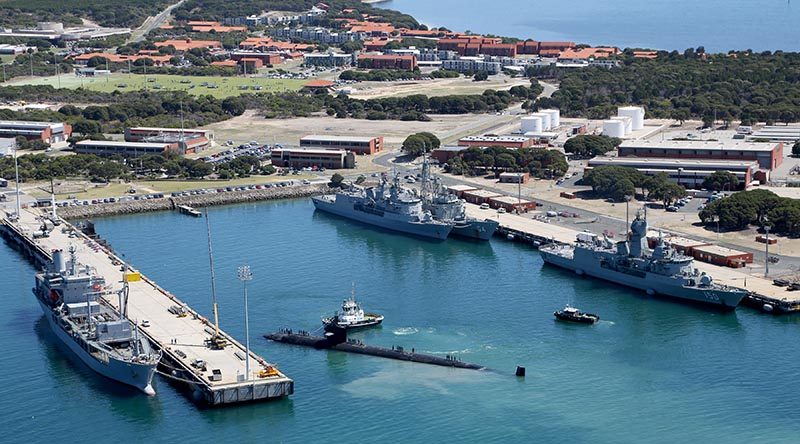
[7,73,306,98]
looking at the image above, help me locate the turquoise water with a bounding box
[1,198,799,443]
[379,0,800,52]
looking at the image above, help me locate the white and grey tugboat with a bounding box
[322,284,384,330]
[33,247,161,395]
[419,157,498,240]
[539,211,748,309]
[312,175,453,240]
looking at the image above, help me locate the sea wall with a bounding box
[57,184,328,219]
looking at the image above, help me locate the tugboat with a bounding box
[554,305,599,324]
[322,285,384,330]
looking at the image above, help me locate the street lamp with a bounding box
[237,265,253,382]
[762,217,771,277]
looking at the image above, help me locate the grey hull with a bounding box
[450,219,499,241]
[38,299,158,395]
[540,250,745,309]
[312,196,452,240]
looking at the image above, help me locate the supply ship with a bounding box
[33,247,161,394]
[312,177,453,240]
[539,212,747,309]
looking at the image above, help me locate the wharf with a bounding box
[0,209,293,406]
[177,205,202,217]
[265,330,485,370]
[465,203,800,314]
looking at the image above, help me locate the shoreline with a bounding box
[57,184,328,219]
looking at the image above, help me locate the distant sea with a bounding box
[377,0,800,52]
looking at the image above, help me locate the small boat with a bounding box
[322,285,383,330]
[554,305,599,324]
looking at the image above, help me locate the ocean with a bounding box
[0,199,798,443]
[377,0,800,52]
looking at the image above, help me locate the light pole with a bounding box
[237,265,252,381]
[763,217,771,277]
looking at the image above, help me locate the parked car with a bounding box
[666,206,678,212]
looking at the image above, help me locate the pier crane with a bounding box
[204,210,228,350]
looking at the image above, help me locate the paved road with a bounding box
[128,0,186,43]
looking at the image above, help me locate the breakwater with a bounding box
[57,184,328,219]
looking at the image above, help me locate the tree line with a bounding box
[444,146,568,179]
[0,0,175,28]
[699,189,800,235]
[583,166,687,205]
[530,51,800,125]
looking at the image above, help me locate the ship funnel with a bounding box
[52,249,66,273]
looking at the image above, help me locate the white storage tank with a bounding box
[521,116,543,134]
[611,116,632,134]
[603,120,626,138]
[541,109,560,128]
[531,112,551,131]
[618,106,645,131]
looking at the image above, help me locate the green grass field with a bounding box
[7,73,306,99]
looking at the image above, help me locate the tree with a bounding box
[473,71,489,81]
[563,135,621,158]
[702,171,739,191]
[221,96,246,116]
[401,133,436,157]
[329,173,345,188]
[649,180,687,207]
[610,178,636,202]
[792,141,800,157]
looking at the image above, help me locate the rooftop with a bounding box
[692,244,752,258]
[489,195,534,205]
[460,136,530,142]
[463,189,502,198]
[75,140,170,149]
[301,135,378,142]
[619,140,780,152]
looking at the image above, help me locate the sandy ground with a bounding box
[345,74,532,100]
[202,110,517,147]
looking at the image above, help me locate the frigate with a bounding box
[419,157,499,240]
[539,211,747,309]
[33,247,161,394]
[312,176,453,240]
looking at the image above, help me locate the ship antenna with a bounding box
[351,281,355,300]
[205,209,221,340]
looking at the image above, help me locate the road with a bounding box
[128,0,187,43]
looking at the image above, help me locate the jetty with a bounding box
[0,208,293,406]
[265,328,485,370]
[465,203,800,314]
[177,205,202,217]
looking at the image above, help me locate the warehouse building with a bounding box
[125,127,214,142]
[488,195,537,212]
[270,148,354,169]
[0,120,72,144]
[458,136,534,149]
[303,52,354,67]
[586,157,759,188]
[300,135,383,155]
[74,140,172,157]
[442,57,502,74]
[617,140,783,170]
[499,172,530,184]
[446,184,477,198]
[746,125,800,143]
[462,189,502,205]
[691,245,753,268]
[430,146,469,165]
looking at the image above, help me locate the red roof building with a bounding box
[155,38,222,52]
[516,40,540,54]
[357,54,417,70]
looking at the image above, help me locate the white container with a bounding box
[541,109,560,128]
[531,112,551,131]
[521,116,543,133]
[603,120,626,138]
[618,106,644,130]
[611,116,632,134]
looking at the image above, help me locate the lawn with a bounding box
[7,73,306,99]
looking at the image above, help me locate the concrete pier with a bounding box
[1,209,293,406]
[465,203,800,314]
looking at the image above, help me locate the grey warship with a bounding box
[539,211,747,309]
[312,176,453,240]
[420,157,499,240]
[33,247,161,394]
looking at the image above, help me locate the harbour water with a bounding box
[1,198,798,443]
[378,0,800,52]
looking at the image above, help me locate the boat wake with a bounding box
[393,327,419,336]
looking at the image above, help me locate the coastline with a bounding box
[57,184,328,219]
